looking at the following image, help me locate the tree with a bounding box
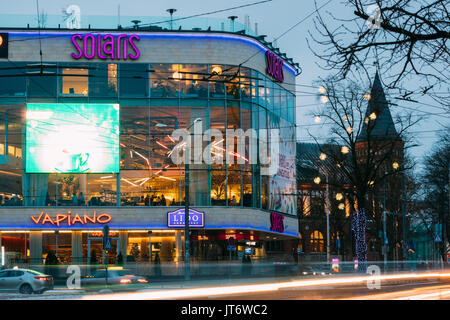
[308,0,450,107]
[308,74,419,271]
[422,131,450,263]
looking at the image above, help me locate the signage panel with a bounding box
[270,212,285,233]
[265,50,284,83]
[167,208,205,228]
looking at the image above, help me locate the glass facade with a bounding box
[0,62,297,215]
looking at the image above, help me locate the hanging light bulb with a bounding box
[341,146,350,154]
[320,95,329,103]
[314,115,321,123]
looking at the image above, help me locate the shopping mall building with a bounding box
[0,25,299,266]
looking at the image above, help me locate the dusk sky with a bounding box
[2,0,448,168]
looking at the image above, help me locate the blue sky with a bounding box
[3,0,448,167]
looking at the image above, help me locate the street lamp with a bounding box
[166,8,177,30]
[318,153,331,264]
[184,118,201,281]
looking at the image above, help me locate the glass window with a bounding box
[242,171,252,207]
[60,66,88,96]
[280,87,287,120]
[150,101,178,169]
[209,65,226,98]
[0,62,26,96]
[179,64,208,98]
[225,66,240,100]
[239,67,251,102]
[120,104,150,170]
[287,92,294,123]
[88,63,117,97]
[119,63,149,97]
[211,170,226,206]
[151,64,179,98]
[120,170,149,206]
[179,103,208,206]
[27,65,57,97]
[310,230,324,252]
[87,174,117,206]
[127,232,151,262]
[251,70,259,105]
[150,169,182,206]
[1,232,29,262]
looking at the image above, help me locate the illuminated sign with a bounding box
[265,51,284,83]
[25,103,120,173]
[71,33,140,60]
[167,209,205,228]
[0,33,8,59]
[30,211,112,227]
[270,212,285,233]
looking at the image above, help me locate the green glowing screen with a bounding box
[25,103,120,173]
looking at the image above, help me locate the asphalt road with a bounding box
[2,273,450,300]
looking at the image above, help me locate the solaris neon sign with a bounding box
[71,33,140,60]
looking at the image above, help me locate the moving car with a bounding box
[0,268,54,294]
[81,268,149,291]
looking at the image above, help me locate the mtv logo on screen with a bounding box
[0,33,8,58]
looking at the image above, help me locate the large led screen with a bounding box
[26,103,120,173]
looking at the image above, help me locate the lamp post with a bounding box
[318,152,331,263]
[166,8,177,30]
[314,171,330,263]
[184,118,201,281]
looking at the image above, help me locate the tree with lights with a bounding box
[308,72,419,272]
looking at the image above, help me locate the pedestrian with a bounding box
[72,192,78,206]
[154,252,161,277]
[79,192,85,206]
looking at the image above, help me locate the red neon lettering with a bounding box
[96,213,112,224]
[55,214,68,227]
[71,213,84,225]
[30,211,44,224]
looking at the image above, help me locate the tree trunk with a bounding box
[352,208,368,272]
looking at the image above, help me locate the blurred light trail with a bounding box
[82,271,450,300]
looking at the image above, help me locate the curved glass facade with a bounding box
[0,62,297,215]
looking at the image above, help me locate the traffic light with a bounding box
[0,33,8,59]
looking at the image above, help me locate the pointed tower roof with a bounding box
[357,71,400,142]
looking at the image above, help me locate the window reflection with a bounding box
[89,63,117,97]
[120,170,149,206]
[151,64,179,98]
[87,174,117,206]
[179,64,208,98]
[119,64,149,97]
[209,65,226,98]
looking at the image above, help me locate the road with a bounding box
[2,272,450,300]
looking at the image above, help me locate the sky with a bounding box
[2,0,448,168]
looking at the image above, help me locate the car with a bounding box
[300,265,333,276]
[81,268,149,291]
[0,268,54,294]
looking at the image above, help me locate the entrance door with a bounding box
[87,238,119,265]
